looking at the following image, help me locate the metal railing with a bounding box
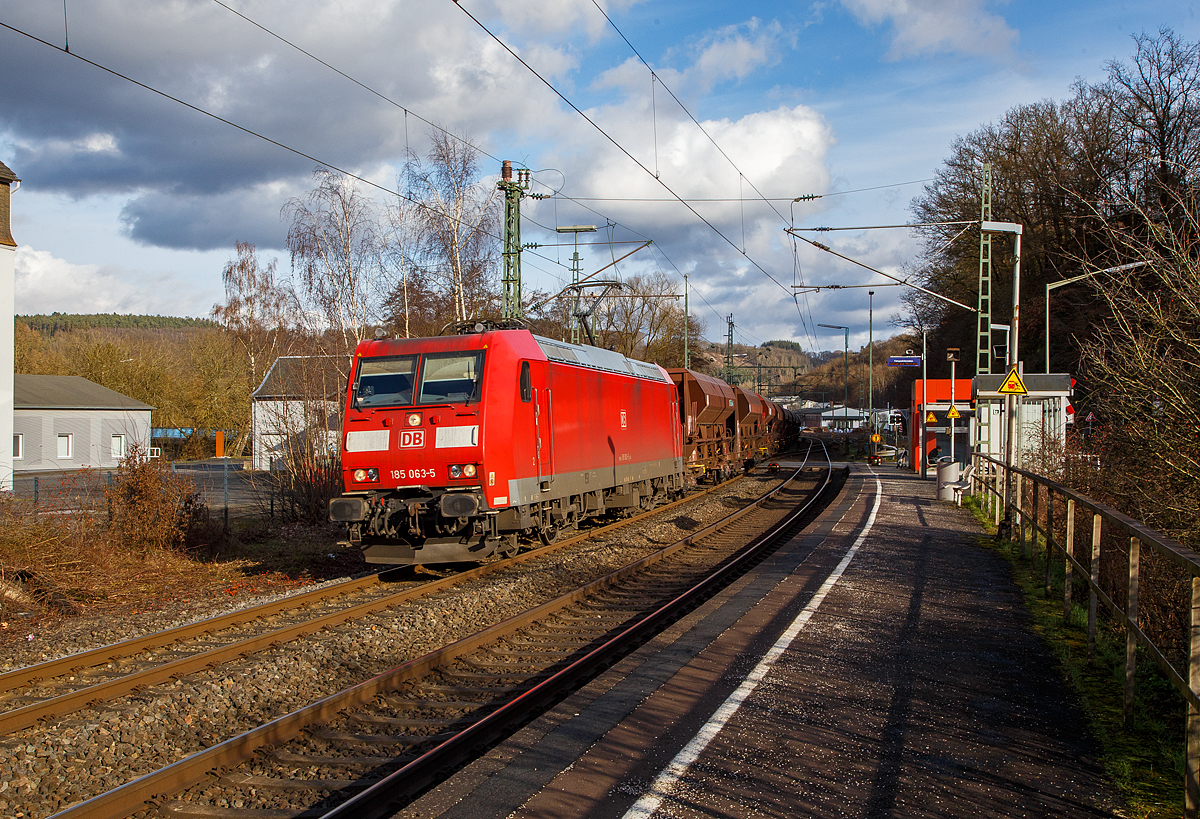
[969,450,1200,816]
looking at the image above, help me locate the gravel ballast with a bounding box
[2,475,788,818]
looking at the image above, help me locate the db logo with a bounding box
[399,430,426,448]
[620,410,627,430]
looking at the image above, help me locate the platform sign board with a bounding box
[887,355,922,367]
[997,367,1028,395]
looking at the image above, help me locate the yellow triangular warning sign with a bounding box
[947,405,961,419]
[926,411,937,423]
[998,366,1028,395]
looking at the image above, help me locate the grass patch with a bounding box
[964,494,1185,819]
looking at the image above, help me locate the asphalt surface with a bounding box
[399,462,1121,819]
[12,461,268,519]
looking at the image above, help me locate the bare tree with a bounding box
[588,271,692,365]
[404,132,500,323]
[211,242,301,454]
[1103,27,1200,211]
[382,196,418,337]
[1081,191,1200,544]
[212,242,299,391]
[285,168,385,357]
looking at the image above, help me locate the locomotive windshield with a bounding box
[418,352,484,404]
[354,355,417,408]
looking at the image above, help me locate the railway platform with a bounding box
[397,460,1123,819]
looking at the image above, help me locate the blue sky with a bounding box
[1,0,1195,353]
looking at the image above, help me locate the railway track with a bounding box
[1,470,752,738]
[44,441,835,819]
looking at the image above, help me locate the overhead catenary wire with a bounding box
[588,0,792,227]
[216,0,824,341]
[0,18,595,281]
[791,220,978,231]
[451,1,797,302]
[210,0,721,314]
[790,232,977,314]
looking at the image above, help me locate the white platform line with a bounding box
[622,472,884,819]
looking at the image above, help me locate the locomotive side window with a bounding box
[355,355,418,408]
[418,352,484,404]
[520,361,531,402]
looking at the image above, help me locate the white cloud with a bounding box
[553,102,833,235]
[839,0,1019,60]
[597,19,791,95]
[15,247,211,316]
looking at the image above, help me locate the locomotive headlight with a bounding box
[352,468,379,483]
[449,464,463,478]
[463,464,477,477]
[406,412,422,427]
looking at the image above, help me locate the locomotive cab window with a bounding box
[354,355,418,408]
[418,352,484,404]
[520,361,531,402]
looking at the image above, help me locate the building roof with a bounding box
[0,159,17,185]
[252,356,348,401]
[15,375,154,411]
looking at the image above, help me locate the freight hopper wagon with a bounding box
[329,329,685,565]
[668,368,737,483]
[735,386,767,467]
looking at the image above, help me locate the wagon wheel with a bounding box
[538,524,559,545]
[499,533,520,559]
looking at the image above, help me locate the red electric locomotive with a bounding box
[329,328,685,565]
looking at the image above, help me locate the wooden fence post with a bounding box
[994,469,1001,528]
[1046,487,1055,597]
[1064,498,1075,624]
[1088,513,1101,663]
[1126,536,1140,729]
[1029,481,1039,562]
[1018,474,1026,554]
[1187,574,1200,817]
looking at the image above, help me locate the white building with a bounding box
[973,373,1073,464]
[251,356,346,471]
[0,161,18,488]
[13,375,153,472]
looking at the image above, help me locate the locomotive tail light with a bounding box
[353,468,380,483]
[449,464,463,478]
[406,412,422,427]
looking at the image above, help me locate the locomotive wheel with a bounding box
[499,534,520,558]
[538,524,559,545]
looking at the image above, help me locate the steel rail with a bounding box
[7,475,745,735]
[0,573,387,692]
[325,445,834,818]
[47,445,823,819]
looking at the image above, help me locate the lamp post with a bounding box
[1044,261,1147,373]
[819,323,849,430]
[868,290,874,435]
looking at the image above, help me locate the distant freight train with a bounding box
[328,326,797,565]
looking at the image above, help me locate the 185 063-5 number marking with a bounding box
[393,467,436,481]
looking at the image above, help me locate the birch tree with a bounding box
[285,168,385,357]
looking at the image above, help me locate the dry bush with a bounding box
[104,444,211,555]
[265,455,341,525]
